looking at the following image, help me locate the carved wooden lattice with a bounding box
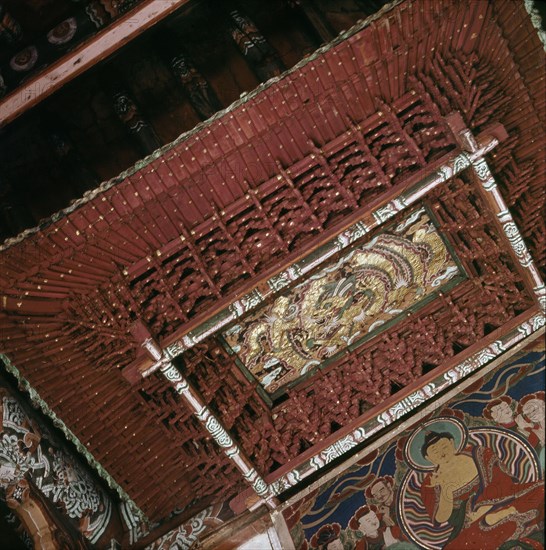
[107,92,455,340]
[139,173,534,475]
[1,0,543,519]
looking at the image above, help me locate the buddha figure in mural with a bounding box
[401,417,544,550]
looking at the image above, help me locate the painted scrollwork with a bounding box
[0,391,111,544]
[204,416,234,449]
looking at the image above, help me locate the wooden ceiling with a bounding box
[0,0,544,531]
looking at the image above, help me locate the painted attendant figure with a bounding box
[483,396,532,434]
[349,505,400,549]
[518,392,545,468]
[365,476,404,541]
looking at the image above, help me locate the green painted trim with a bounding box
[524,0,546,50]
[0,353,148,524]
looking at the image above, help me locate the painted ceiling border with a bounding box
[0,353,148,524]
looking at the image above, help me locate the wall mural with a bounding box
[222,208,461,397]
[283,341,545,549]
[0,388,112,544]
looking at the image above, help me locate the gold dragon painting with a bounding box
[223,208,461,395]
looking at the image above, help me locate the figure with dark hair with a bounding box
[309,522,346,550]
[366,476,395,526]
[518,392,545,468]
[365,476,404,542]
[420,430,544,549]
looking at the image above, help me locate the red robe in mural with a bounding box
[421,445,544,549]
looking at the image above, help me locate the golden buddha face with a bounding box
[425,437,456,465]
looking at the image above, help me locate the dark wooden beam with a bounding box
[0,0,192,128]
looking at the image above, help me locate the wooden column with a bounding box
[158,31,222,120]
[8,483,91,550]
[227,8,285,82]
[111,87,162,156]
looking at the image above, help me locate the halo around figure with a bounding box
[404,416,468,471]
